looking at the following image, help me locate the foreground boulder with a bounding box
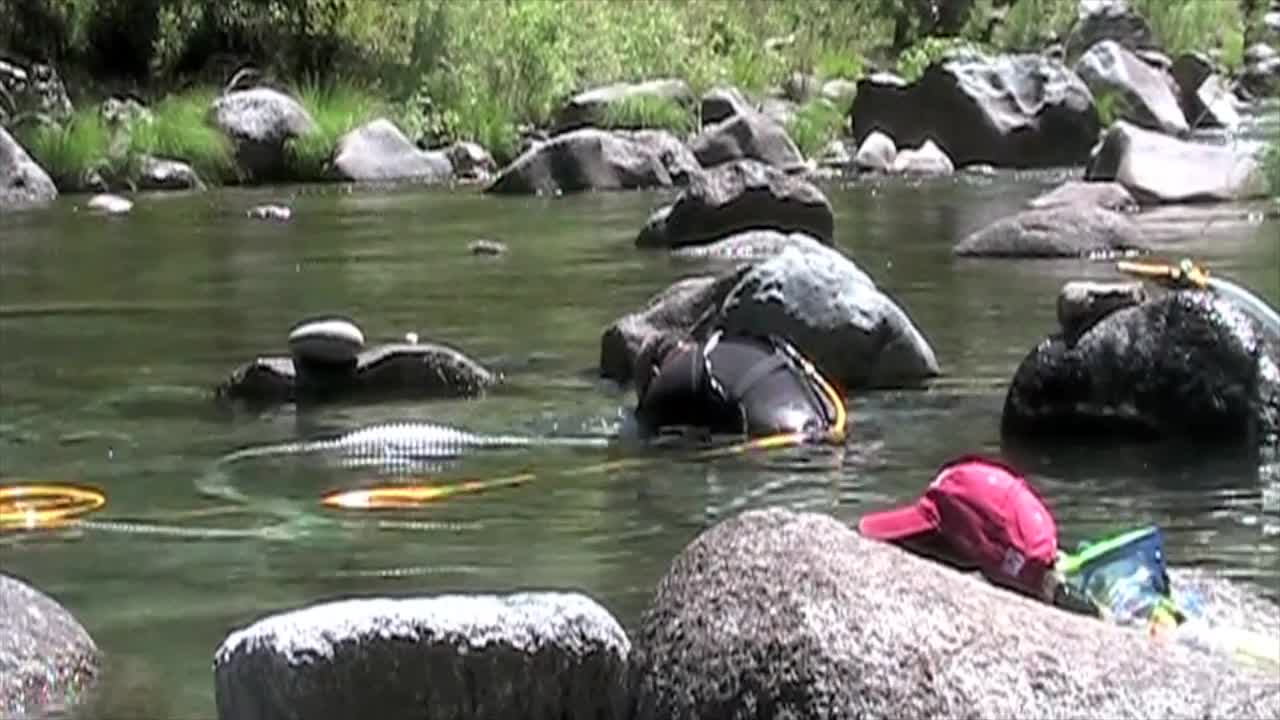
[689,109,805,171]
[602,238,939,389]
[210,87,316,181]
[849,53,1100,168]
[1003,289,1280,445]
[1027,180,1138,211]
[629,507,1280,720]
[1,573,100,719]
[954,206,1148,258]
[215,591,630,720]
[486,128,674,195]
[1075,40,1189,136]
[1,127,58,210]
[332,118,453,183]
[1085,120,1270,202]
[636,159,833,248]
[553,78,694,134]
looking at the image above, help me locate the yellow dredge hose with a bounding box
[0,483,107,530]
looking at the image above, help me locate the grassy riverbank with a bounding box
[3,0,1273,189]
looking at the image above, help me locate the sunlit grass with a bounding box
[16,108,112,188]
[286,77,389,180]
[598,95,697,136]
[128,88,238,184]
[785,99,847,159]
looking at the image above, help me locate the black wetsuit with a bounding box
[634,331,841,440]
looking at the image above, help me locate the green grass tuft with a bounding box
[128,88,238,184]
[786,99,847,160]
[16,107,113,188]
[598,95,697,136]
[286,78,389,180]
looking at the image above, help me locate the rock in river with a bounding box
[1085,120,1271,203]
[628,507,1280,720]
[954,206,1148,258]
[689,107,806,172]
[602,237,939,390]
[210,87,316,182]
[636,159,833,248]
[332,118,453,183]
[1,573,100,719]
[1027,180,1138,212]
[849,52,1100,168]
[1003,289,1280,446]
[1,127,58,210]
[214,591,630,720]
[486,128,675,195]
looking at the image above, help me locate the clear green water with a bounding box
[1,169,1277,718]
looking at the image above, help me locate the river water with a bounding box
[1,157,1278,716]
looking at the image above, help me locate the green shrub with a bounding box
[786,99,847,159]
[1131,0,1246,72]
[128,88,238,184]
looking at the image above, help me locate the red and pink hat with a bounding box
[858,455,1059,598]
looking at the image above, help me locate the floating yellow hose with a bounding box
[1116,258,1210,289]
[324,357,849,511]
[0,483,107,531]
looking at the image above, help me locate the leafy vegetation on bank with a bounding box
[786,100,848,159]
[128,89,237,183]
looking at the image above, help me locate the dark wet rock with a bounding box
[0,127,57,210]
[0,58,73,122]
[214,591,630,720]
[616,129,701,185]
[138,155,205,191]
[1085,120,1270,203]
[669,230,826,263]
[1076,40,1189,136]
[1028,179,1139,211]
[1056,280,1148,344]
[689,109,805,172]
[954,206,1148,258]
[852,130,896,172]
[553,78,694,134]
[332,118,453,183]
[850,52,1100,168]
[210,87,316,181]
[628,507,1280,720]
[486,128,673,195]
[1065,0,1157,60]
[1003,289,1280,445]
[445,141,497,182]
[216,340,500,406]
[699,86,754,126]
[603,238,939,389]
[86,193,133,215]
[1,573,100,719]
[636,159,832,248]
[468,238,507,256]
[247,204,292,222]
[891,139,954,175]
[1241,43,1280,97]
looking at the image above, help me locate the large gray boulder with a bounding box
[0,127,57,210]
[690,109,806,172]
[849,52,1100,168]
[215,591,631,720]
[486,128,674,195]
[1065,0,1158,60]
[629,507,1280,720]
[1085,120,1270,202]
[332,118,453,183]
[1075,40,1189,136]
[954,206,1149,258]
[1,573,100,719]
[601,238,940,389]
[1003,289,1280,446]
[1170,53,1240,130]
[615,129,701,185]
[636,159,833,248]
[553,78,694,134]
[210,87,317,181]
[1027,179,1138,211]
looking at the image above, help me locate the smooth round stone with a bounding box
[287,317,365,365]
[86,193,133,215]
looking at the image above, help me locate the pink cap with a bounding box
[858,455,1058,597]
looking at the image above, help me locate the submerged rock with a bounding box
[1027,180,1138,212]
[954,206,1148,258]
[636,159,833,248]
[1085,120,1270,202]
[629,507,1280,720]
[1,573,100,719]
[0,127,58,210]
[215,591,630,720]
[486,128,674,195]
[210,87,316,181]
[1003,289,1280,446]
[332,118,453,183]
[849,53,1100,168]
[602,237,939,389]
[1075,40,1188,136]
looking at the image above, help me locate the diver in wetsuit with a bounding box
[632,329,846,443]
